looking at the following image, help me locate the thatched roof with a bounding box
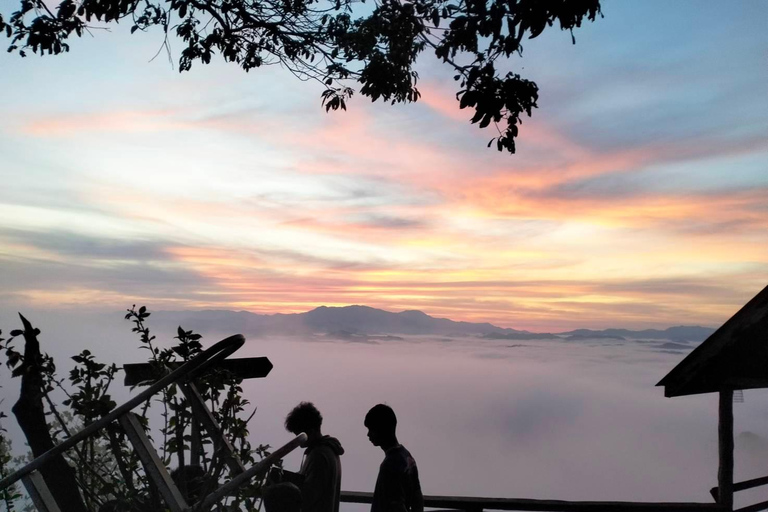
[658,284,768,397]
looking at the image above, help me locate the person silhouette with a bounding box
[364,404,423,512]
[284,402,344,512]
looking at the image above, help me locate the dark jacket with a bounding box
[371,445,423,512]
[300,435,344,512]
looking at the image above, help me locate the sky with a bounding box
[0,0,767,331]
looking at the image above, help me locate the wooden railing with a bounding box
[0,335,307,512]
[711,475,768,512]
[340,491,726,512]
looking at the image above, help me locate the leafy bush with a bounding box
[0,306,271,511]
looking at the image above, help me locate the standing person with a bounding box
[284,402,345,512]
[365,404,423,512]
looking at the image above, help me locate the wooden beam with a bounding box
[340,491,726,512]
[711,474,768,501]
[21,471,62,512]
[719,390,734,511]
[118,412,188,512]
[734,500,768,512]
[123,357,272,386]
[179,381,245,475]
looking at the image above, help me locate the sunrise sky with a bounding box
[0,0,766,331]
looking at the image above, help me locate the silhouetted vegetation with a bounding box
[0,306,271,511]
[1,0,601,153]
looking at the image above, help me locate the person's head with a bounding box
[285,402,323,445]
[262,482,302,512]
[364,403,397,447]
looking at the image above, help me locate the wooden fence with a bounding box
[711,475,768,512]
[341,491,726,512]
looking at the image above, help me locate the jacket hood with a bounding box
[309,435,345,456]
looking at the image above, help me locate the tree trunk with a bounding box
[11,314,88,512]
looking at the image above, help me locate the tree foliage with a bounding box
[0,307,271,511]
[1,0,601,153]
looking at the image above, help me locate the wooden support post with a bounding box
[118,412,188,512]
[21,471,62,512]
[179,382,246,475]
[719,390,734,511]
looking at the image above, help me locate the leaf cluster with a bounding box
[1,0,601,153]
[0,330,23,511]
[0,308,272,511]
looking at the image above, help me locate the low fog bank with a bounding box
[244,335,758,505]
[1,310,766,509]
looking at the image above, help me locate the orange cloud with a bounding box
[21,110,188,136]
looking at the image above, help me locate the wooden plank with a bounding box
[119,412,188,512]
[719,390,734,510]
[734,475,768,493]
[735,500,768,512]
[711,474,768,501]
[179,382,246,475]
[340,492,727,512]
[123,357,273,386]
[21,471,62,512]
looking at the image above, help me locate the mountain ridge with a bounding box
[150,305,716,342]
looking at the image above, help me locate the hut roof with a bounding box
[658,284,768,397]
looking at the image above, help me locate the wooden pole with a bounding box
[11,315,88,512]
[718,390,734,511]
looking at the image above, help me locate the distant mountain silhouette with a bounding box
[153,305,527,337]
[564,333,626,341]
[481,331,560,340]
[151,306,715,342]
[561,326,715,342]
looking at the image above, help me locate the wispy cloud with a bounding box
[20,110,188,136]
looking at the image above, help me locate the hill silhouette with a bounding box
[151,306,715,342]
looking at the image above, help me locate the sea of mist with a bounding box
[1,310,768,510]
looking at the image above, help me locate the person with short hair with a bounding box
[364,404,423,512]
[284,402,344,512]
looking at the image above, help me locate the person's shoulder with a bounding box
[383,445,415,471]
[308,440,343,469]
[395,445,419,475]
[314,436,344,457]
[394,445,416,461]
[398,445,414,457]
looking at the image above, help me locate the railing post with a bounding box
[119,412,188,512]
[21,471,62,512]
[719,389,734,510]
[179,381,246,475]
